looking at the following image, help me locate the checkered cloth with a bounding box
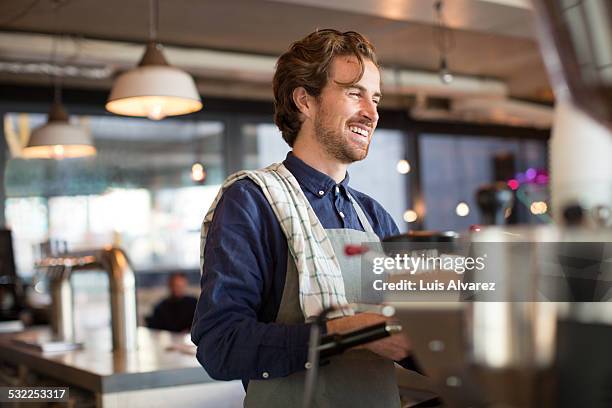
[201,162,352,320]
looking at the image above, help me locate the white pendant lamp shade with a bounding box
[23,102,96,159]
[106,42,202,120]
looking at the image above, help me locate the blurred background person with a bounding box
[146,272,197,332]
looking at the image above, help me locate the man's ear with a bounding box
[292,87,314,119]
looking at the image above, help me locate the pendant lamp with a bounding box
[434,1,454,85]
[23,100,96,159]
[106,0,202,120]
[22,7,96,161]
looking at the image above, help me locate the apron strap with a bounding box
[346,191,376,235]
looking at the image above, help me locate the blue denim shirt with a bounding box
[191,152,401,387]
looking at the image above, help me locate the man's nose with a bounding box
[360,99,379,124]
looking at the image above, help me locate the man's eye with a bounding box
[349,92,360,97]
[373,99,380,105]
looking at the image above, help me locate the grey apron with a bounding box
[245,193,400,408]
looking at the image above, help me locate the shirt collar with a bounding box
[283,152,350,198]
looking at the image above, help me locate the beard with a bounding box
[314,112,370,164]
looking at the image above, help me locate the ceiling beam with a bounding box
[266,0,535,38]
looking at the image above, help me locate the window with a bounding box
[419,134,548,231]
[349,129,411,233]
[3,113,225,276]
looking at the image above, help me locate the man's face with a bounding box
[169,276,187,298]
[313,56,381,163]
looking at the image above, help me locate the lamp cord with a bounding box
[51,1,62,104]
[454,136,470,208]
[149,0,159,42]
[433,0,455,70]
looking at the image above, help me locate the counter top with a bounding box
[0,326,213,393]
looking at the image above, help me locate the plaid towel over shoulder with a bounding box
[200,162,352,320]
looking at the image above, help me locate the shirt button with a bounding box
[335,186,340,194]
[339,211,345,218]
[318,190,325,196]
[262,372,269,379]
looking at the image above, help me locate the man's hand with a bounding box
[325,312,411,361]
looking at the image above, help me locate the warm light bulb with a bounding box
[53,145,65,158]
[191,162,206,182]
[147,104,166,121]
[439,57,453,84]
[456,201,470,217]
[403,209,418,223]
[530,201,547,215]
[396,159,411,174]
[440,71,453,84]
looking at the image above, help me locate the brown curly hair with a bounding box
[273,29,379,147]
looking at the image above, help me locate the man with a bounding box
[147,273,197,332]
[192,29,411,407]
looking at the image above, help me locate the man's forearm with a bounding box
[194,318,314,381]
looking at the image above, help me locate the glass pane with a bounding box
[420,134,549,231]
[349,129,411,233]
[4,197,47,278]
[148,185,221,270]
[242,123,290,170]
[48,196,90,244]
[3,113,226,274]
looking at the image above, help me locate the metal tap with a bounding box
[36,246,138,351]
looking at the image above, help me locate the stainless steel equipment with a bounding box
[35,247,138,351]
[386,226,612,407]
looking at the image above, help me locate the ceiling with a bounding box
[0,0,554,114]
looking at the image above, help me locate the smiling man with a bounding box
[192,29,411,407]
